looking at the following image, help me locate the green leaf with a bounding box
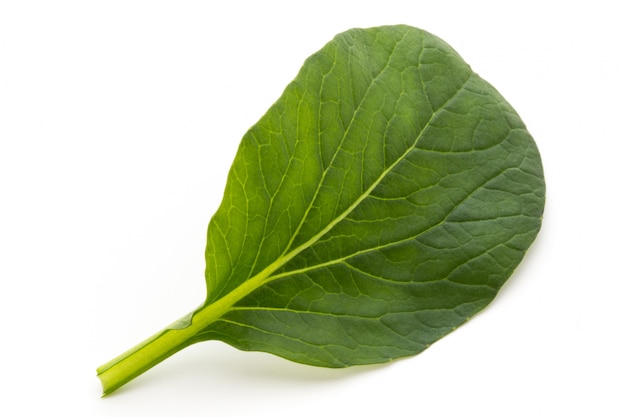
[97,24,545,395]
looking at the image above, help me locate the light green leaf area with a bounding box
[97,25,544,395]
[196,25,545,366]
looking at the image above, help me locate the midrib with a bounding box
[194,62,470,331]
[257,75,471,287]
[191,139,423,331]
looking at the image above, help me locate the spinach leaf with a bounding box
[98,25,545,395]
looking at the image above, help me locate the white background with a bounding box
[1,1,624,415]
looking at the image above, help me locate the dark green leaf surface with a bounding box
[195,25,545,366]
[98,25,544,395]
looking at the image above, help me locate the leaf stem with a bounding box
[97,313,197,396]
[97,274,267,396]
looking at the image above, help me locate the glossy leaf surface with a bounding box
[196,25,545,365]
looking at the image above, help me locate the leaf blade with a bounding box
[200,25,544,367]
